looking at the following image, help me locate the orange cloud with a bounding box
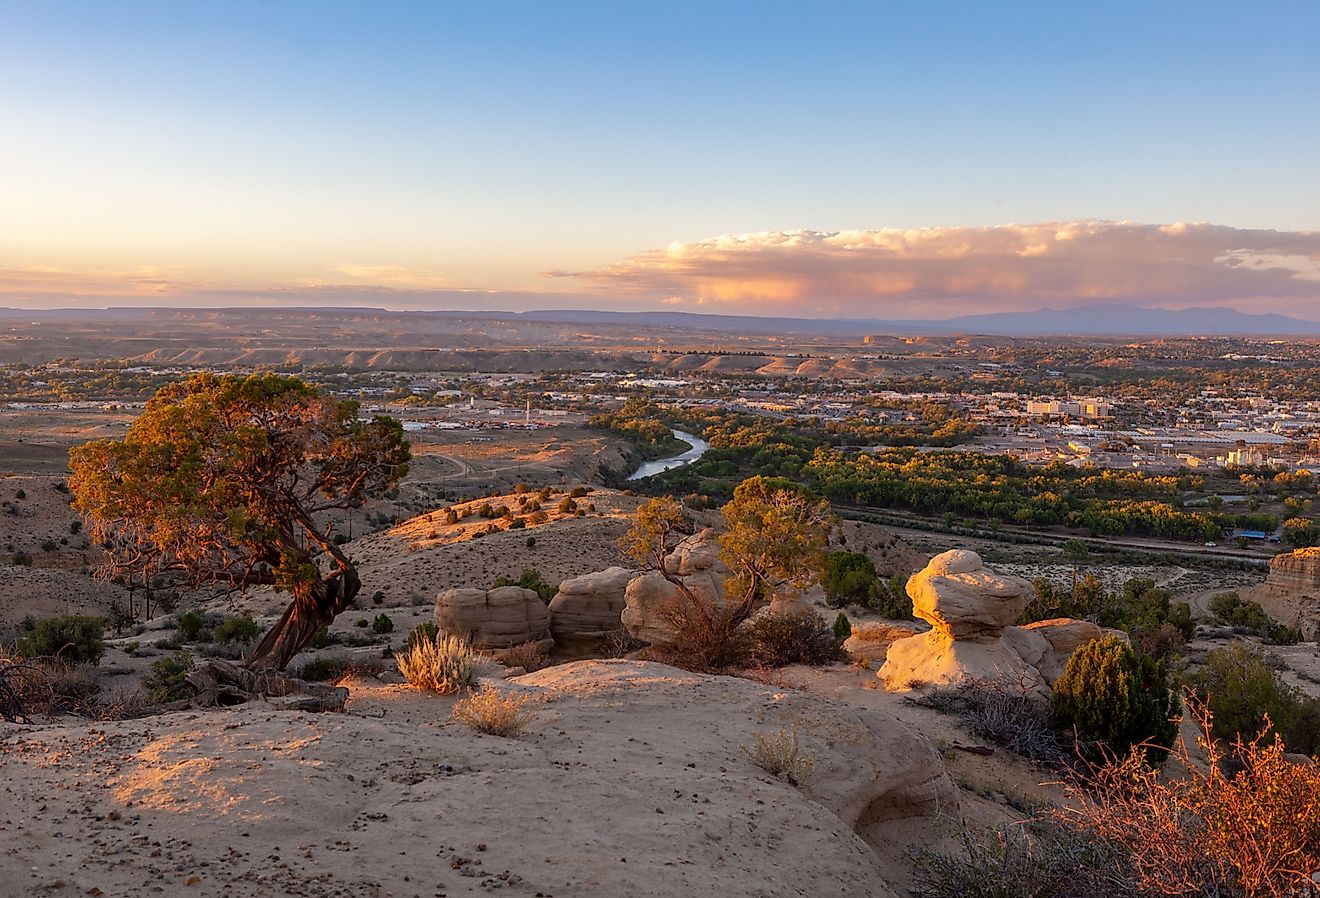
[552,221,1320,317]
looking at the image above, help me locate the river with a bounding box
[626,429,710,481]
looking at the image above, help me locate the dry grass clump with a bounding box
[491,640,549,672]
[451,685,535,736]
[907,676,1065,764]
[1,649,145,722]
[396,633,478,693]
[743,726,815,786]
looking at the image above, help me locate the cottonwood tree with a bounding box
[69,373,410,672]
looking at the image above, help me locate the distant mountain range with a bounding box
[1,303,1315,337]
[517,304,1320,337]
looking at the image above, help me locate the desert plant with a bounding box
[298,655,347,682]
[175,610,205,641]
[451,685,535,736]
[371,613,394,634]
[737,610,843,668]
[916,818,1136,898]
[18,615,106,665]
[832,612,851,641]
[396,633,478,693]
[1059,702,1320,898]
[492,568,557,603]
[404,621,439,651]
[910,677,1066,763]
[307,627,332,649]
[1207,592,1303,645]
[1189,643,1320,757]
[492,640,549,671]
[143,650,196,703]
[742,726,814,786]
[1052,635,1179,765]
[213,614,261,644]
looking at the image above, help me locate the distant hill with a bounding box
[3,303,1316,337]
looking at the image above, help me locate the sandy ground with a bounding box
[1,660,961,898]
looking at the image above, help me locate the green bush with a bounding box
[213,614,261,644]
[1189,643,1320,757]
[175,610,205,641]
[822,551,876,607]
[18,615,106,665]
[832,612,852,641]
[737,611,842,669]
[371,590,385,605]
[1207,592,1303,645]
[143,650,196,703]
[371,613,394,634]
[1052,635,1179,765]
[405,621,439,651]
[492,568,557,603]
[308,627,332,649]
[299,656,345,682]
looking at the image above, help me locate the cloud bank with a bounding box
[3,221,1319,320]
[552,221,1320,318]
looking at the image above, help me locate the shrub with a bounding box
[1189,643,1320,757]
[175,610,205,641]
[143,650,196,703]
[742,727,814,786]
[354,618,367,628]
[213,614,261,644]
[737,610,842,668]
[404,621,439,651]
[371,613,394,634]
[910,677,1065,763]
[307,627,332,649]
[299,655,346,682]
[916,819,1134,898]
[1060,704,1320,898]
[371,590,385,605]
[1208,592,1304,645]
[451,685,534,736]
[821,550,876,607]
[1052,635,1179,765]
[569,485,590,498]
[526,536,536,548]
[396,633,478,693]
[41,539,57,552]
[18,615,106,665]
[557,497,577,514]
[12,551,32,566]
[832,612,851,641]
[492,568,557,603]
[492,640,548,672]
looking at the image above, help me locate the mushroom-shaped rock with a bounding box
[879,551,1047,695]
[548,566,633,649]
[434,585,552,650]
[908,549,1032,641]
[664,527,730,578]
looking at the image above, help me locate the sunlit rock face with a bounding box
[878,550,1097,694]
[434,585,552,650]
[1251,547,1320,639]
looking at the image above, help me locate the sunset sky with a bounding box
[2,1,1319,319]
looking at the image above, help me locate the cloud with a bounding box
[551,221,1320,318]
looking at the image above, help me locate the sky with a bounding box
[2,1,1319,320]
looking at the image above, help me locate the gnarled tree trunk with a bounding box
[247,566,361,671]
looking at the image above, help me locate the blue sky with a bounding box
[2,1,1319,318]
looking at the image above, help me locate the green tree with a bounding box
[1052,635,1179,765]
[1060,538,1090,590]
[69,373,410,671]
[719,476,832,618]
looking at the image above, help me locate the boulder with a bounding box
[843,621,927,665]
[879,551,1046,695]
[1022,617,1103,682]
[908,549,1032,640]
[622,529,733,648]
[434,585,552,650]
[548,566,633,648]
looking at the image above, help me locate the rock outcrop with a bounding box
[1250,547,1320,639]
[878,550,1097,694]
[433,585,553,650]
[842,621,927,665]
[548,566,633,649]
[621,528,733,647]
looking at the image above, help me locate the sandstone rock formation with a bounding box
[548,565,633,649]
[621,528,733,647]
[879,550,1095,694]
[434,585,553,650]
[842,621,927,665]
[1250,547,1320,639]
